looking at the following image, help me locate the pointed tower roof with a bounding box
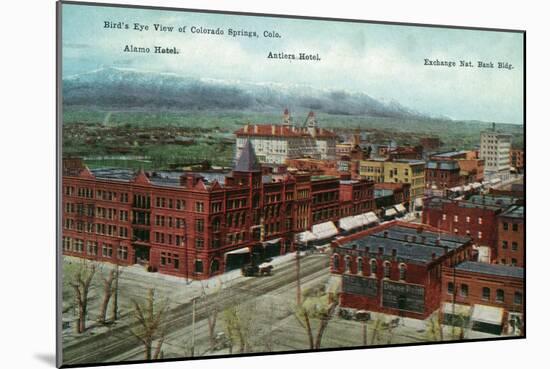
[234,139,261,172]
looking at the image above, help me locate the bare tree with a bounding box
[97,266,122,324]
[295,287,338,349]
[70,260,97,334]
[222,302,256,354]
[129,289,168,360]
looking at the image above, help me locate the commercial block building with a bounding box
[510,149,524,173]
[422,195,520,263]
[330,222,474,319]
[480,126,512,178]
[441,261,524,335]
[497,205,525,267]
[62,141,374,280]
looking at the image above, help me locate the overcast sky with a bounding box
[62,3,524,124]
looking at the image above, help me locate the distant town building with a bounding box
[480,125,512,179]
[509,149,524,173]
[330,221,474,319]
[360,158,425,206]
[441,261,524,335]
[425,160,461,190]
[234,110,337,165]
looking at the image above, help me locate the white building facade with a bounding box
[480,128,512,180]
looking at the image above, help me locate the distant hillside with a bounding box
[63,67,431,120]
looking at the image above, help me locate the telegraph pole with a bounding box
[191,296,197,357]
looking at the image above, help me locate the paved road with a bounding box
[62,253,330,365]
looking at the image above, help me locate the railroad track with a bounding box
[63,254,329,365]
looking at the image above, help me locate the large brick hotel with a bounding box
[62,140,375,280]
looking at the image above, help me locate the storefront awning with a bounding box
[463,184,472,191]
[443,302,472,316]
[339,216,362,231]
[297,231,317,243]
[449,186,462,192]
[264,238,281,245]
[365,211,380,224]
[312,221,339,240]
[385,208,397,217]
[472,304,504,325]
[394,203,407,213]
[490,178,501,184]
[471,182,482,189]
[225,247,250,255]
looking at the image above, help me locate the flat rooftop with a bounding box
[90,168,229,188]
[455,261,524,279]
[338,224,471,264]
[499,205,524,219]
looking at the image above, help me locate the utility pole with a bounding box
[296,242,302,305]
[111,263,120,321]
[191,296,197,357]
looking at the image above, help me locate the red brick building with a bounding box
[496,205,524,267]
[510,149,524,173]
[62,141,374,280]
[422,195,520,263]
[330,221,474,319]
[441,261,524,335]
[425,160,462,190]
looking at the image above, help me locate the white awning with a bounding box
[490,178,501,184]
[471,182,482,189]
[297,231,317,243]
[385,208,397,217]
[482,180,490,185]
[449,186,462,192]
[365,211,380,224]
[414,198,424,207]
[472,304,504,325]
[394,203,407,213]
[463,184,473,191]
[225,247,250,255]
[312,221,339,240]
[443,302,472,316]
[264,238,281,245]
[339,216,362,231]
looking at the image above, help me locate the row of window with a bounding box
[502,240,520,251]
[154,232,185,246]
[443,214,484,224]
[333,255,407,281]
[62,237,129,260]
[502,222,520,232]
[447,282,522,305]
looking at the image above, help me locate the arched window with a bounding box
[344,256,351,273]
[482,287,490,300]
[332,254,340,271]
[210,259,220,273]
[370,259,377,276]
[357,257,363,275]
[398,263,407,281]
[496,289,505,302]
[383,261,391,279]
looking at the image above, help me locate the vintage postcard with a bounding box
[57,1,525,367]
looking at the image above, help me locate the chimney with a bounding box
[383,231,388,238]
[351,243,357,250]
[391,248,397,259]
[254,125,258,134]
[272,124,276,135]
[378,247,384,255]
[431,252,437,260]
[365,247,370,255]
[244,124,249,133]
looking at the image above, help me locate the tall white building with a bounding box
[480,124,512,179]
[234,110,337,165]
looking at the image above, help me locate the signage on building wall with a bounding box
[342,274,378,297]
[382,280,425,313]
